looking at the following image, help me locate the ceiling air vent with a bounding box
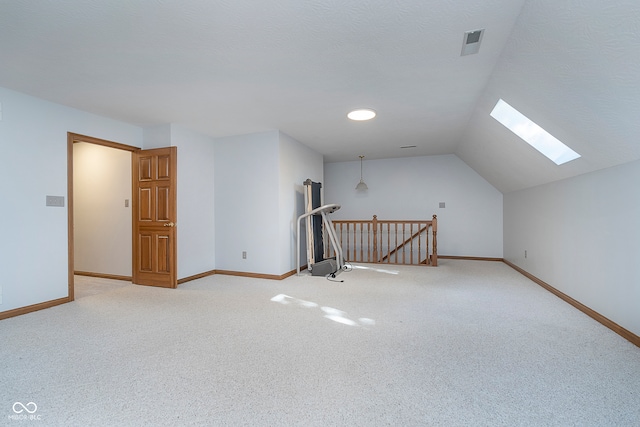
[461,29,484,56]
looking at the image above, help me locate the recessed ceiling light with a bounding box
[347,109,376,121]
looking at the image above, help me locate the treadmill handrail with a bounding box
[296,204,342,276]
[298,203,341,219]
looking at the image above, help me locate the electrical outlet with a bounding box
[242,251,247,259]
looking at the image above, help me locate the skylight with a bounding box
[490,99,580,165]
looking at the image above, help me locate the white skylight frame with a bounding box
[490,99,580,165]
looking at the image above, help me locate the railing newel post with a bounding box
[372,215,378,263]
[432,215,438,266]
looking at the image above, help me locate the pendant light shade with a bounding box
[355,155,368,190]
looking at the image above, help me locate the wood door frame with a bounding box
[67,132,140,301]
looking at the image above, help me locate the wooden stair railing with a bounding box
[327,215,437,266]
[380,224,429,264]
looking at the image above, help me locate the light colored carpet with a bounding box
[73,275,131,300]
[1,260,639,426]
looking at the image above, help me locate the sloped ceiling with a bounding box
[0,0,638,193]
[458,0,640,192]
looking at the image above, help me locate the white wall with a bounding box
[0,86,142,312]
[214,130,323,276]
[277,132,324,272]
[73,142,132,276]
[324,155,503,258]
[170,125,216,279]
[504,159,640,336]
[142,124,217,279]
[214,131,280,275]
[142,124,172,149]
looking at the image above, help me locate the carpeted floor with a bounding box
[1,260,639,426]
[73,275,131,300]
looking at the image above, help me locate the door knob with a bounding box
[164,222,175,227]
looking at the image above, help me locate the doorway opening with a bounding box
[67,133,140,301]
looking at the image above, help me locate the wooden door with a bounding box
[132,147,177,288]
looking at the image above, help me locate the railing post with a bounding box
[372,215,378,263]
[431,215,438,266]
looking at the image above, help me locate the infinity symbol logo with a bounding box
[12,402,38,414]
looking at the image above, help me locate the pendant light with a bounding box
[355,155,368,190]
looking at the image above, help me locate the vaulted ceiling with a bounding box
[1,0,638,193]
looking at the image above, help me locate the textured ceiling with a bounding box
[457,0,640,192]
[1,0,639,192]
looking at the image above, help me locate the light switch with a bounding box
[125,199,129,207]
[46,195,65,207]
